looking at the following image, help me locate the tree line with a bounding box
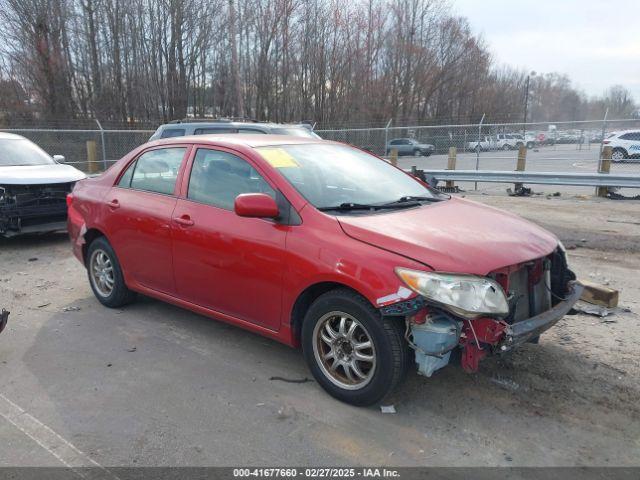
[0,0,637,128]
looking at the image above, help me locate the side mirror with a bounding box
[53,155,66,163]
[234,193,279,219]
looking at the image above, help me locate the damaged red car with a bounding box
[67,135,582,406]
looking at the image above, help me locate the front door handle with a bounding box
[174,215,194,227]
[106,199,120,209]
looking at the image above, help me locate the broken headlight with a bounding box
[395,268,509,319]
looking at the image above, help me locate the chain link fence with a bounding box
[2,118,640,176]
[0,126,154,172]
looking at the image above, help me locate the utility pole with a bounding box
[522,71,535,136]
[228,0,244,118]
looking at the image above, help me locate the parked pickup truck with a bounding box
[467,135,497,152]
[468,134,536,152]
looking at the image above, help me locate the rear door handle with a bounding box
[107,199,120,209]
[174,215,194,227]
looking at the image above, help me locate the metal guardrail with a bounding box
[407,169,640,188]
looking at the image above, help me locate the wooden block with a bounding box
[87,140,99,174]
[446,147,456,188]
[597,146,612,197]
[389,148,398,166]
[579,279,619,308]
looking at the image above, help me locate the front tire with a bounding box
[301,289,411,406]
[86,236,136,308]
[502,144,510,150]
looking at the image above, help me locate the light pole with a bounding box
[522,71,536,136]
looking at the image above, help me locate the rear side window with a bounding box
[160,128,185,139]
[123,148,186,195]
[188,149,275,210]
[619,132,640,141]
[193,127,237,135]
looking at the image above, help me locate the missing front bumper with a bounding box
[499,280,583,351]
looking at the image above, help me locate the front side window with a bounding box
[256,143,437,210]
[125,148,186,195]
[188,149,275,210]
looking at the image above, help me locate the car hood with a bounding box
[0,164,86,185]
[337,197,558,275]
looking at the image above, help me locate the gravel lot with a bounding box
[0,193,639,467]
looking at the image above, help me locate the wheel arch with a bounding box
[290,281,374,345]
[82,227,107,265]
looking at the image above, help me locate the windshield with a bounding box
[270,127,319,139]
[0,138,55,166]
[256,143,437,209]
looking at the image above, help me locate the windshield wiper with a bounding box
[391,195,442,203]
[318,201,421,212]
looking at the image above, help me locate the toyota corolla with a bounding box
[67,135,582,406]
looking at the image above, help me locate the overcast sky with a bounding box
[453,0,640,102]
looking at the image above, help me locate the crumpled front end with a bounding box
[0,182,73,237]
[384,247,581,376]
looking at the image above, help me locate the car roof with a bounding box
[613,129,640,135]
[150,134,328,149]
[0,132,26,140]
[160,121,307,129]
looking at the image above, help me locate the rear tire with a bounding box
[86,236,136,308]
[611,148,627,162]
[502,144,510,150]
[301,289,411,406]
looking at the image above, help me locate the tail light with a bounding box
[602,140,610,144]
[66,193,74,207]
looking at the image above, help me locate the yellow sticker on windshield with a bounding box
[259,148,299,168]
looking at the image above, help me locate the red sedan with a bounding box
[67,135,582,405]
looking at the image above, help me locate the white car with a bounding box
[603,130,640,161]
[0,133,85,237]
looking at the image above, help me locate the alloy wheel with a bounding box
[89,249,115,298]
[312,311,376,390]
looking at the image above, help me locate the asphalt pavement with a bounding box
[393,144,640,196]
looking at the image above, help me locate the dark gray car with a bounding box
[386,138,435,156]
[149,119,319,141]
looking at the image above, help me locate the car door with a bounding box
[171,147,287,331]
[103,146,189,294]
[397,139,409,155]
